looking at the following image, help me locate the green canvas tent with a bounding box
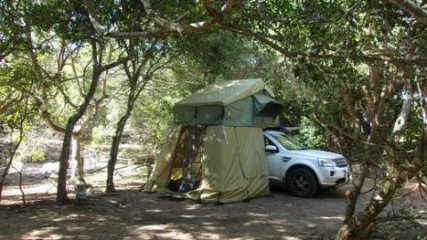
[145,79,283,203]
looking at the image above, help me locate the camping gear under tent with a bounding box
[145,79,283,203]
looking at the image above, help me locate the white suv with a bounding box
[264,130,349,197]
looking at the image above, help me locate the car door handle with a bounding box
[282,157,291,162]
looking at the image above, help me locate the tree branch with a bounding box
[84,0,237,39]
[393,80,414,133]
[218,22,427,66]
[416,77,427,124]
[386,0,427,25]
[32,94,66,134]
[98,54,133,73]
[0,94,22,115]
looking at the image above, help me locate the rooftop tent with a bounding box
[145,79,283,203]
[174,79,283,126]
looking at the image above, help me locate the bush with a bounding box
[91,125,114,145]
[297,116,326,149]
[31,150,45,162]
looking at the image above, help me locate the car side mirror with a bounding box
[265,145,279,153]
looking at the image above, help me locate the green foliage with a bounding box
[297,117,326,149]
[30,150,46,163]
[135,90,178,146]
[0,1,27,59]
[91,125,114,145]
[173,31,249,77]
[0,61,36,89]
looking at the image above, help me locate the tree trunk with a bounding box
[56,70,102,205]
[106,112,131,192]
[337,199,388,239]
[106,68,142,192]
[393,83,413,133]
[71,134,85,183]
[105,37,156,192]
[0,152,14,203]
[336,127,422,239]
[56,121,75,204]
[0,107,27,203]
[336,176,403,239]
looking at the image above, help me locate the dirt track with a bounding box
[0,132,352,239]
[1,160,426,240]
[0,185,349,240]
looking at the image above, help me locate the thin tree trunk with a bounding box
[0,98,28,203]
[105,39,155,192]
[341,165,369,227]
[416,78,427,124]
[13,166,26,205]
[336,125,386,239]
[0,149,15,202]
[56,70,102,205]
[393,82,413,133]
[105,61,145,192]
[71,134,85,183]
[56,121,75,204]
[106,112,131,192]
[337,84,390,239]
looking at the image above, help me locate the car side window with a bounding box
[264,136,275,146]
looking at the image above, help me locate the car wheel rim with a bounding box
[293,175,309,192]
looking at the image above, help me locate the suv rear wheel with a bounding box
[286,168,318,197]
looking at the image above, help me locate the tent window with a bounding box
[174,106,196,123]
[196,106,223,124]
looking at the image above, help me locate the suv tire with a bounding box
[286,168,318,197]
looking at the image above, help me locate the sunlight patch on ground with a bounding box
[200,225,220,231]
[247,212,269,217]
[144,209,164,213]
[243,220,268,227]
[417,219,427,226]
[184,204,202,210]
[65,225,88,231]
[138,224,170,231]
[52,213,81,221]
[25,227,61,239]
[265,219,288,225]
[137,225,197,240]
[179,214,196,218]
[315,216,344,221]
[198,233,221,239]
[3,183,57,196]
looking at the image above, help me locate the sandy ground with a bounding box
[0,189,349,240]
[1,131,426,239]
[0,161,354,240]
[1,165,427,240]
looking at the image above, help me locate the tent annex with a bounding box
[145,79,283,203]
